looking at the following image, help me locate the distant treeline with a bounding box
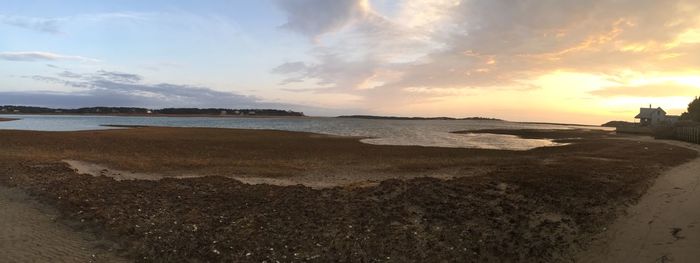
[337,115,501,121]
[0,105,304,116]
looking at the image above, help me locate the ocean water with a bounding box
[0,115,608,150]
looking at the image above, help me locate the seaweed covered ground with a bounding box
[0,127,696,262]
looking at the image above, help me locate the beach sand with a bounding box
[0,186,125,262]
[576,137,700,262]
[0,127,697,262]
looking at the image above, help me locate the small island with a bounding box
[601,120,635,128]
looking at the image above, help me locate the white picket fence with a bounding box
[675,127,700,144]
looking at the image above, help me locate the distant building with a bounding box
[220,110,227,115]
[635,105,679,126]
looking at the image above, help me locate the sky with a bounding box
[1,0,700,124]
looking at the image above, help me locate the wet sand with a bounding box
[576,137,700,262]
[0,186,125,262]
[0,117,18,122]
[62,159,477,189]
[0,127,697,262]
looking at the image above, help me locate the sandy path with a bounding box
[0,186,126,262]
[577,138,700,263]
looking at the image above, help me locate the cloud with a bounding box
[15,70,259,108]
[0,51,99,62]
[95,70,142,83]
[273,0,370,38]
[271,61,307,74]
[0,12,151,34]
[590,82,700,97]
[0,15,60,33]
[57,71,83,78]
[272,0,700,107]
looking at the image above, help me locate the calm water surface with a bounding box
[0,115,608,150]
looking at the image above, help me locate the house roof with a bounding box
[635,107,666,119]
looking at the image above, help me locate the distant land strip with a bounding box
[515,121,605,127]
[337,115,502,121]
[0,117,18,122]
[0,105,304,117]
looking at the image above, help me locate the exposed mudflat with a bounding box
[0,117,18,122]
[0,127,696,262]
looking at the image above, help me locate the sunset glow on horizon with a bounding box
[2,0,700,124]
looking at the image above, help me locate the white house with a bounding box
[635,106,679,126]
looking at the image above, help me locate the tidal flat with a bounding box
[0,127,696,262]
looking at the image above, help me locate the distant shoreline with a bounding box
[336,115,503,121]
[514,121,604,128]
[0,118,18,122]
[2,112,502,121]
[0,106,304,117]
[0,113,308,119]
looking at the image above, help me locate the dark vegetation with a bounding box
[657,97,700,139]
[680,96,700,122]
[0,105,304,117]
[0,127,696,262]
